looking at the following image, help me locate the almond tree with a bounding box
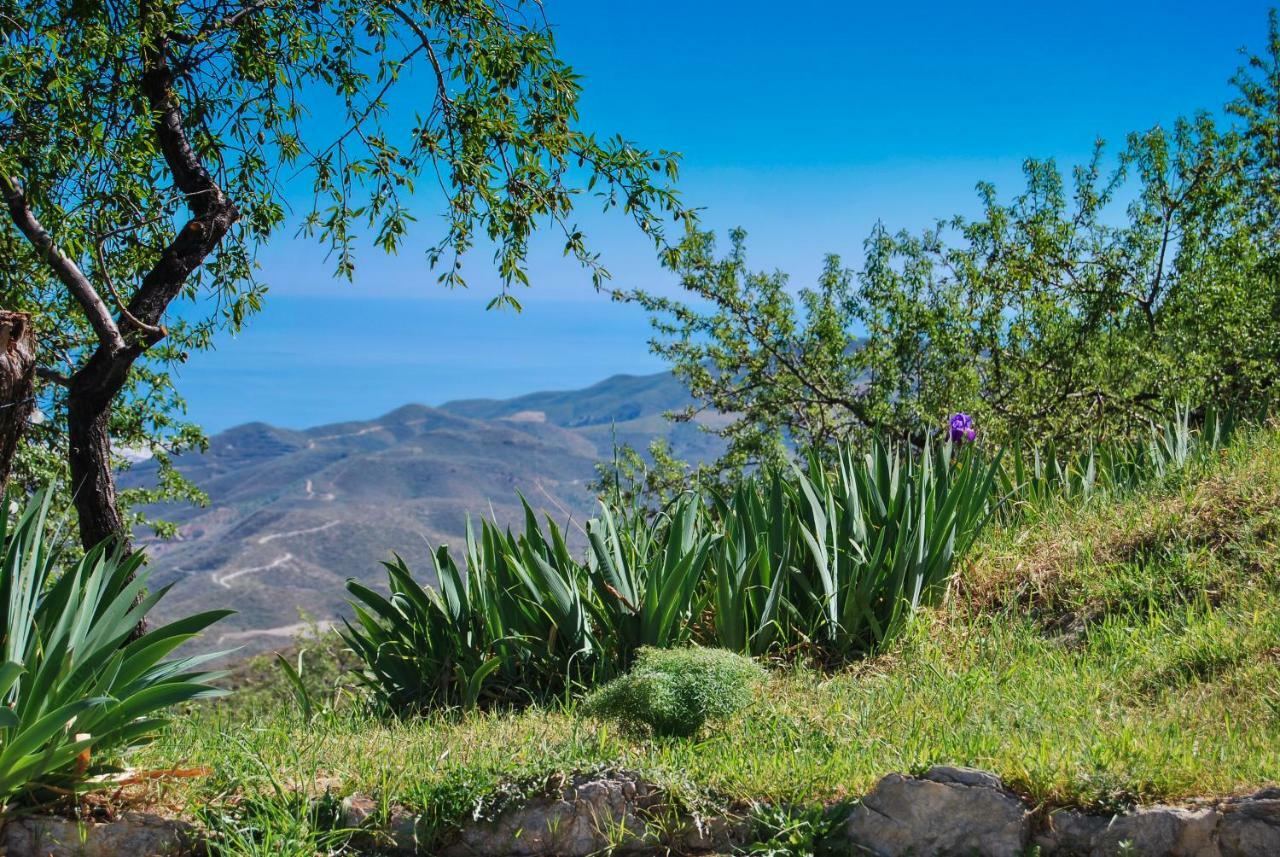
[1,0,688,551]
[630,14,1280,487]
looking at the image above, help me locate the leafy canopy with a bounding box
[627,12,1280,487]
[0,0,688,524]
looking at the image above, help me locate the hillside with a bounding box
[441,370,729,465]
[128,370,719,654]
[141,423,1280,853]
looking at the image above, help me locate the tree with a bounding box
[0,310,36,495]
[1,0,689,551]
[630,228,871,482]
[629,15,1280,483]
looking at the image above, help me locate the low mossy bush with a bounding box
[581,646,765,737]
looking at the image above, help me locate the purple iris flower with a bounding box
[947,412,976,443]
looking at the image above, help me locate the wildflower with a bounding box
[948,412,976,443]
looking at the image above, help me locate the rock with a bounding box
[840,765,1030,857]
[1036,791,1280,856]
[835,769,1280,857]
[341,794,421,853]
[1,811,195,857]
[436,771,663,857]
[667,812,751,853]
[923,765,1007,790]
[333,769,1280,856]
[1219,792,1280,857]
[1036,810,1111,854]
[341,770,742,857]
[339,793,376,827]
[1084,806,1220,856]
[9,768,1280,857]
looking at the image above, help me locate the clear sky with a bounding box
[180,0,1276,433]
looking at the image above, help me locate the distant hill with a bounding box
[127,369,720,655]
[443,371,694,427]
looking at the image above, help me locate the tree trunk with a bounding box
[5,25,236,644]
[0,311,36,497]
[68,352,144,638]
[67,390,128,553]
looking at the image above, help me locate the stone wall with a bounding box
[5,766,1279,856]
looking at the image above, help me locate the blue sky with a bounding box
[180,0,1275,433]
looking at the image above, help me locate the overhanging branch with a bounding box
[172,0,275,44]
[1,175,126,354]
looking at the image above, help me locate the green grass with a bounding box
[125,424,1280,850]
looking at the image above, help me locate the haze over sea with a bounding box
[180,296,662,433]
[180,0,1272,434]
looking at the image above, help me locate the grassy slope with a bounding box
[137,425,1280,839]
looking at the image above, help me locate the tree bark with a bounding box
[0,311,36,497]
[66,346,142,636]
[67,381,128,552]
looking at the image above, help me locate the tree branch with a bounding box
[95,233,163,337]
[36,366,71,386]
[65,10,240,414]
[172,0,275,44]
[126,22,240,341]
[389,5,454,120]
[1,175,126,353]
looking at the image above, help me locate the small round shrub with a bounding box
[582,646,766,738]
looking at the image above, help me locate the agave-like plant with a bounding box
[1144,404,1238,478]
[343,499,601,713]
[0,490,229,807]
[997,439,1096,513]
[786,440,1002,657]
[505,499,596,675]
[345,439,1013,711]
[342,548,504,713]
[342,406,1249,714]
[584,494,715,670]
[705,474,792,656]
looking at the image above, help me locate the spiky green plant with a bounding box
[705,473,791,656]
[996,405,1241,516]
[342,499,600,713]
[342,548,510,714]
[0,490,229,807]
[785,440,1002,656]
[345,436,1008,713]
[584,494,714,668]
